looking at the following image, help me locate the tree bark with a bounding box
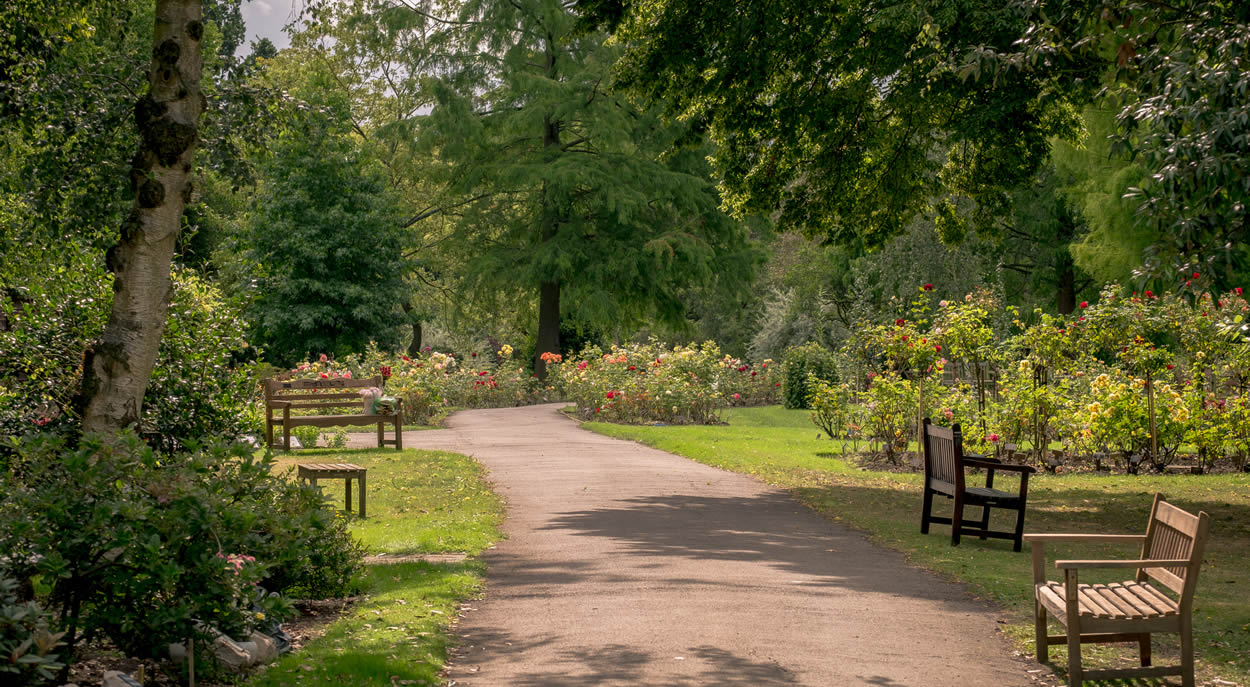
[534,280,560,379]
[402,302,422,356]
[80,0,204,433]
[408,319,423,357]
[1056,261,1076,314]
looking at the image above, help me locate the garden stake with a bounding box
[1147,376,1158,464]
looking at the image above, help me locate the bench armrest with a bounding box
[268,400,292,408]
[964,458,1034,473]
[1023,534,1146,543]
[1027,533,1148,585]
[1056,558,1190,570]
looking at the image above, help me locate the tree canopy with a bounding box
[580,0,1083,246]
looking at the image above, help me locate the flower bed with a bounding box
[549,341,780,424]
[813,283,1250,472]
[281,345,554,425]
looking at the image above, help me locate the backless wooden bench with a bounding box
[297,463,367,517]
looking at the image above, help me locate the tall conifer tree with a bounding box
[413,0,758,376]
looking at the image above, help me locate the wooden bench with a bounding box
[263,376,402,451]
[921,418,1035,552]
[298,463,367,517]
[1026,493,1210,687]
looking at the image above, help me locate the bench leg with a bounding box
[394,416,402,451]
[1138,633,1151,667]
[1012,503,1027,552]
[359,471,366,518]
[345,477,352,514]
[377,421,384,448]
[1180,616,1194,687]
[920,488,933,534]
[951,496,964,547]
[979,504,991,540]
[1035,596,1048,663]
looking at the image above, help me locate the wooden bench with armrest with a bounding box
[263,376,402,451]
[1025,493,1210,686]
[921,418,1035,551]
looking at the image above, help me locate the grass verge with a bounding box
[252,447,504,686]
[586,406,1250,686]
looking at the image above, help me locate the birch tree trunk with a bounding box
[80,0,204,433]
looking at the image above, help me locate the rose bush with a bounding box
[551,341,780,424]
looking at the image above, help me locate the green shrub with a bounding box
[0,267,259,454]
[781,343,838,409]
[0,431,364,666]
[0,577,64,686]
[293,425,321,448]
[808,377,854,442]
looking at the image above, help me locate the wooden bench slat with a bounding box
[1092,586,1141,618]
[1075,585,1119,617]
[273,394,365,402]
[1107,582,1156,617]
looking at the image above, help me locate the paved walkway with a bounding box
[367,404,1042,686]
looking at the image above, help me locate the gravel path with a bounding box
[362,403,1044,686]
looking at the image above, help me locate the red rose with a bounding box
[1079,301,1088,308]
[896,318,905,326]
[1193,272,1200,278]
[923,283,933,291]
[1144,290,1154,298]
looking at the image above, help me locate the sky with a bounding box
[240,0,301,53]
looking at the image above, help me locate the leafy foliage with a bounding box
[0,431,364,665]
[984,0,1250,289]
[0,577,63,686]
[585,0,1082,244]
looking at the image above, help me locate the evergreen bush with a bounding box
[781,343,838,409]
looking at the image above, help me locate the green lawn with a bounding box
[252,448,504,686]
[587,406,1250,686]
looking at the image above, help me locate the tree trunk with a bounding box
[408,319,423,357]
[534,280,560,379]
[1056,262,1076,314]
[402,302,422,356]
[79,0,204,433]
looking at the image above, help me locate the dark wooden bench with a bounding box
[1026,494,1210,686]
[921,418,1035,552]
[263,376,402,451]
[298,463,367,517]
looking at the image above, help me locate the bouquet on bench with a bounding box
[358,386,398,415]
